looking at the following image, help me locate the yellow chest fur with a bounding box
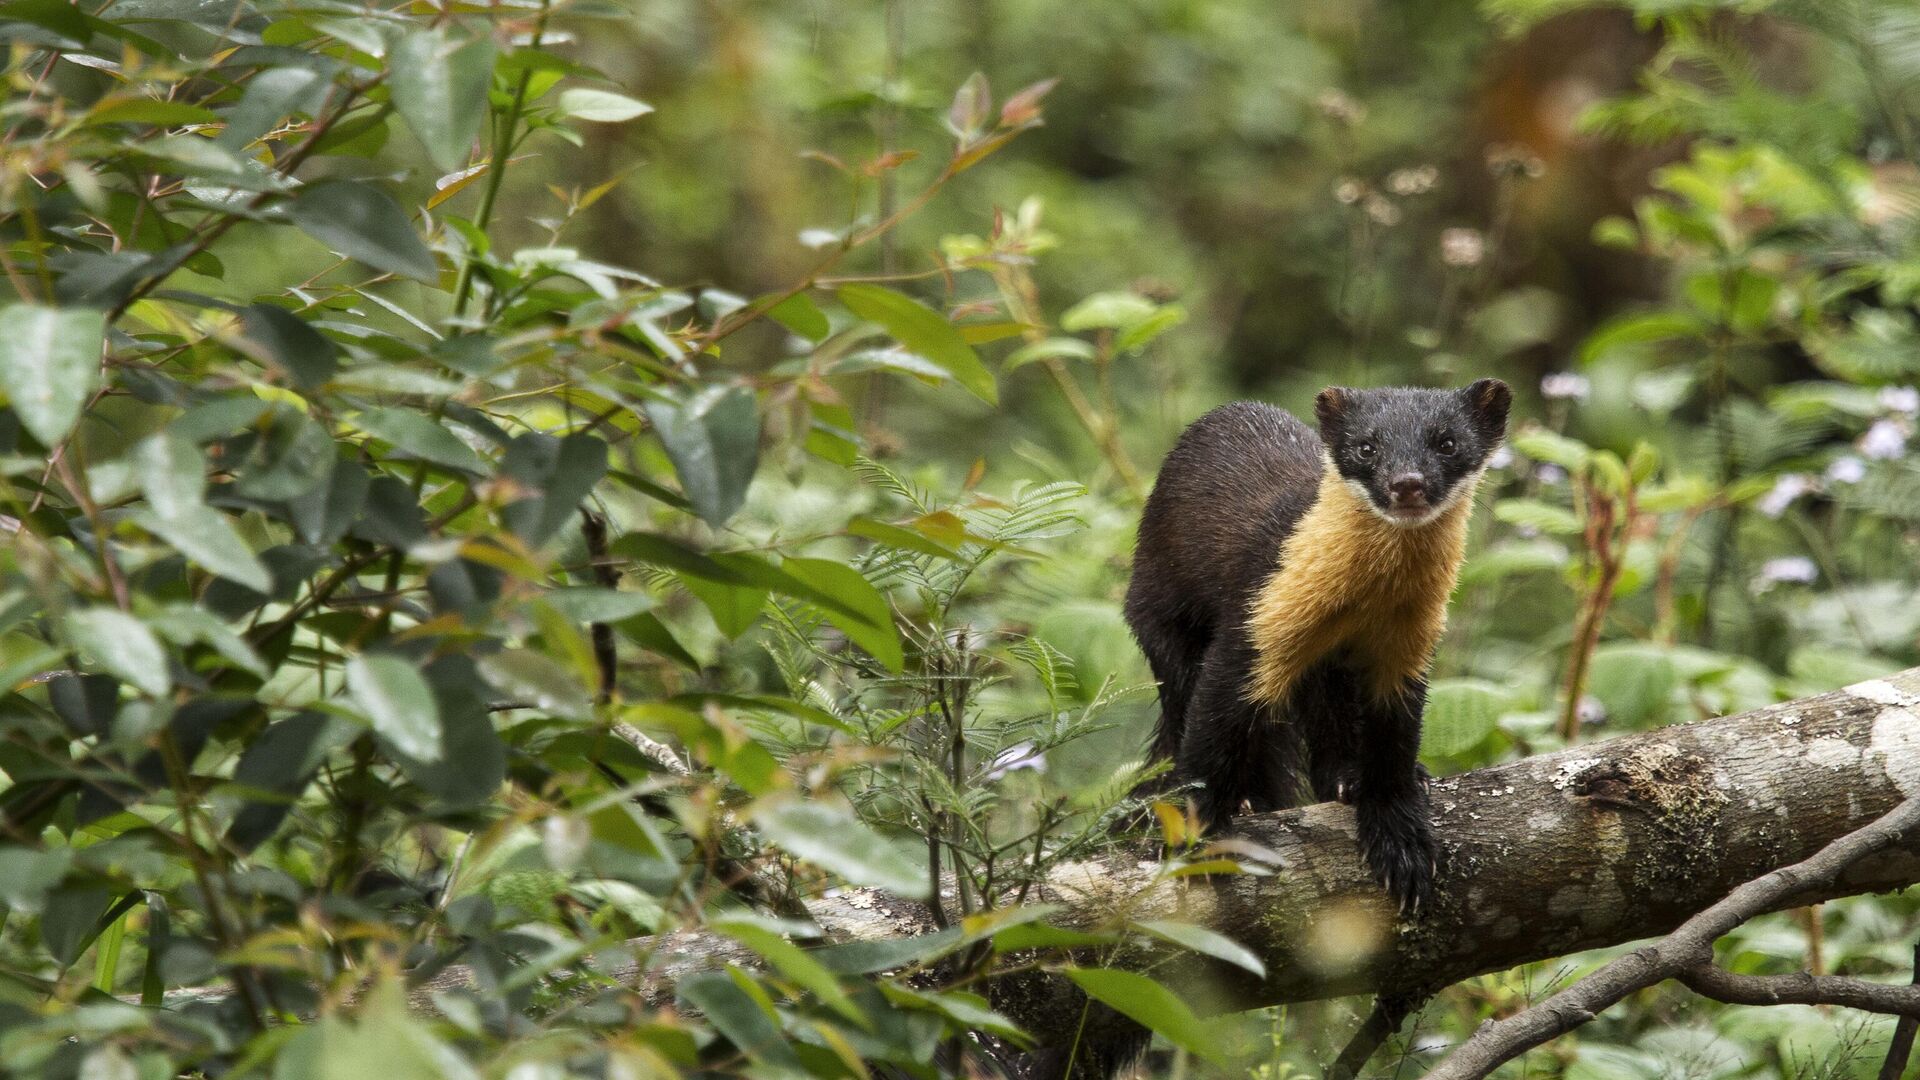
[1244,469,1472,705]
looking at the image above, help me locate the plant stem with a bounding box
[450,0,551,317]
[1559,482,1630,742]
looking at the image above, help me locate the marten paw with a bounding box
[1312,766,1361,805]
[1319,765,1428,805]
[1355,793,1438,914]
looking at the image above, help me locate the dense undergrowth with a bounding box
[2,0,1920,1077]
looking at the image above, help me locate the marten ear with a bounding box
[1314,387,1352,440]
[1461,378,1511,443]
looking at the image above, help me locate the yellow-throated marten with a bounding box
[1124,380,1510,911]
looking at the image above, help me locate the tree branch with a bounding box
[1677,963,1920,1016]
[161,668,1920,1068]
[1422,793,1920,1080]
[1880,943,1920,1080]
[1330,992,1426,1080]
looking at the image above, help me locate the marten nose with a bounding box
[1388,473,1427,504]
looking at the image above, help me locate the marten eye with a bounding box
[1354,441,1376,460]
[1436,436,1458,456]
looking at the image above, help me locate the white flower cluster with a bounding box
[1387,166,1438,196]
[1759,473,1814,518]
[1861,419,1907,460]
[1540,372,1590,402]
[1441,227,1485,267]
[984,741,1046,780]
[1751,556,1818,594]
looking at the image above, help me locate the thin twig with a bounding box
[1422,796,1920,1080]
[1677,963,1920,1016]
[1879,942,1920,1080]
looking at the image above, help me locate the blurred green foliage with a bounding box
[3,0,1920,1076]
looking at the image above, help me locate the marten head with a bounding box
[1314,379,1511,528]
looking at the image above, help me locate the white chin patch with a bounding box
[1379,504,1447,529]
[1345,478,1451,528]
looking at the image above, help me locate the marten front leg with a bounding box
[1348,677,1436,912]
[1178,631,1293,832]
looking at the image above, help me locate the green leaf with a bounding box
[849,517,962,560]
[217,65,328,151]
[1587,643,1678,728]
[237,304,337,388]
[0,303,104,446]
[352,407,489,473]
[588,801,669,857]
[613,611,699,670]
[389,657,504,805]
[1063,968,1228,1065]
[0,645,66,694]
[557,87,654,123]
[284,180,438,283]
[643,385,760,528]
[1459,538,1568,586]
[1493,498,1581,535]
[225,710,356,851]
[670,692,853,735]
[390,28,495,171]
[230,407,334,501]
[779,556,903,671]
[346,653,443,763]
[477,650,591,721]
[612,534,889,642]
[499,432,608,546]
[1422,679,1509,758]
[683,578,768,637]
[1578,310,1704,365]
[880,983,1029,1043]
[86,98,220,127]
[676,969,803,1070]
[610,531,756,584]
[40,886,120,968]
[1113,303,1186,352]
[765,292,830,342]
[135,506,272,592]
[90,895,129,991]
[1060,291,1157,331]
[1512,429,1593,472]
[0,847,71,912]
[1005,336,1097,370]
[1132,919,1265,977]
[132,431,269,589]
[135,430,207,519]
[64,608,170,696]
[1788,646,1902,692]
[838,283,997,404]
[710,915,860,1023]
[752,796,929,898]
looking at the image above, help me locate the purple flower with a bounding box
[1487,445,1514,470]
[1535,463,1568,485]
[1879,385,1919,416]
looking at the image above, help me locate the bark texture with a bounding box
[409,669,1920,1030]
